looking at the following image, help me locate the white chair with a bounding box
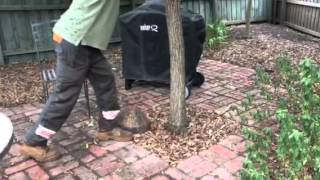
[0,113,13,159]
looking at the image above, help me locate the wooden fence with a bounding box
[2,0,319,65]
[0,0,140,65]
[183,0,272,24]
[275,0,320,37]
[0,0,70,65]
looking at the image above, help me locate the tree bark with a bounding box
[165,0,187,133]
[245,0,252,38]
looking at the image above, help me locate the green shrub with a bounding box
[206,20,230,48]
[234,57,320,179]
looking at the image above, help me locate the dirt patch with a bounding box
[0,63,45,107]
[205,23,320,73]
[134,104,240,166]
[0,45,121,107]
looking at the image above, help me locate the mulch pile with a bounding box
[134,104,240,166]
[0,63,44,107]
[0,45,121,107]
[205,23,320,72]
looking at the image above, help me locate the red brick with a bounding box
[201,145,237,165]
[89,145,107,157]
[165,168,193,180]
[143,100,155,107]
[80,154,95,163]
[189,97,209,105]
[24,109,42,116]
[10,114,25,122]
[201,175,216,180]
[200,151,224,165]
[211,168,235,180]
[28,115,40,123]
[88,155,119,176]
[218,135,243,149]
[104,142,131,152]
[93,161,125,176]
[114,148,138,164]
[22,104,37,111]
[217,89,233,96]
[147,91,162,97]
[104,173,123,180]
[5,160,36,175]
[126,144,150,158]
[73,166,97,180]
[130,155,168,178]
[233,141,247,154]
[2,109,15,116]
[7,155,29,166]
[8,172,28,180]
[26,166,49,180]
[14,122,32,130]
[226,92,245,101]
[43,155,74,169]
[57,175,76,180]
[11,107,25,114]
[197,103,215,112]
[49,166,63,176]
[8,144,21,156]
[211,86,226,93]
[224,157,244,174]
[49,161,79,176]
[177,156,203,172]
[151,175,170,180]
[177,156,217,178]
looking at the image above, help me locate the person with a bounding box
[20,0,133,162]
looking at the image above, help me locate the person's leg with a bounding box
[21,41,89,161]
[87,48,119,130]
[87,49,132,141]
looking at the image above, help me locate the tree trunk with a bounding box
[165,0,187,133]
[245,0,252,38]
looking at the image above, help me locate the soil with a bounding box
[134,104,240,166]
[205,23,320,73]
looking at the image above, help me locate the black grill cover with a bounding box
[120,0,206,83]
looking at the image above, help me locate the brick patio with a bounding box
[0,59,256,180]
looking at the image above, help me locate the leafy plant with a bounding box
[234,57,320,179]
[206,20,230,48]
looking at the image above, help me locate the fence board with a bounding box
[0,0,138,64]
[278,0,320,37]
[286,21,320,36]
[287,0,320,7]
[0,43,4,65]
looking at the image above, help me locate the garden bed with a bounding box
[205,23,320,72]
[134,104,240,166]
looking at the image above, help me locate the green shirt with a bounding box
[53,0,119,50]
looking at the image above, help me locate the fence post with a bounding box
[272,0,277,24]
[267,0,273,23]
[0,42,4,65]
[213,0,218,22]
[280,0,286,24]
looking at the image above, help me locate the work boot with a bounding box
[20,144,61,162]
[97,127,133,142]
